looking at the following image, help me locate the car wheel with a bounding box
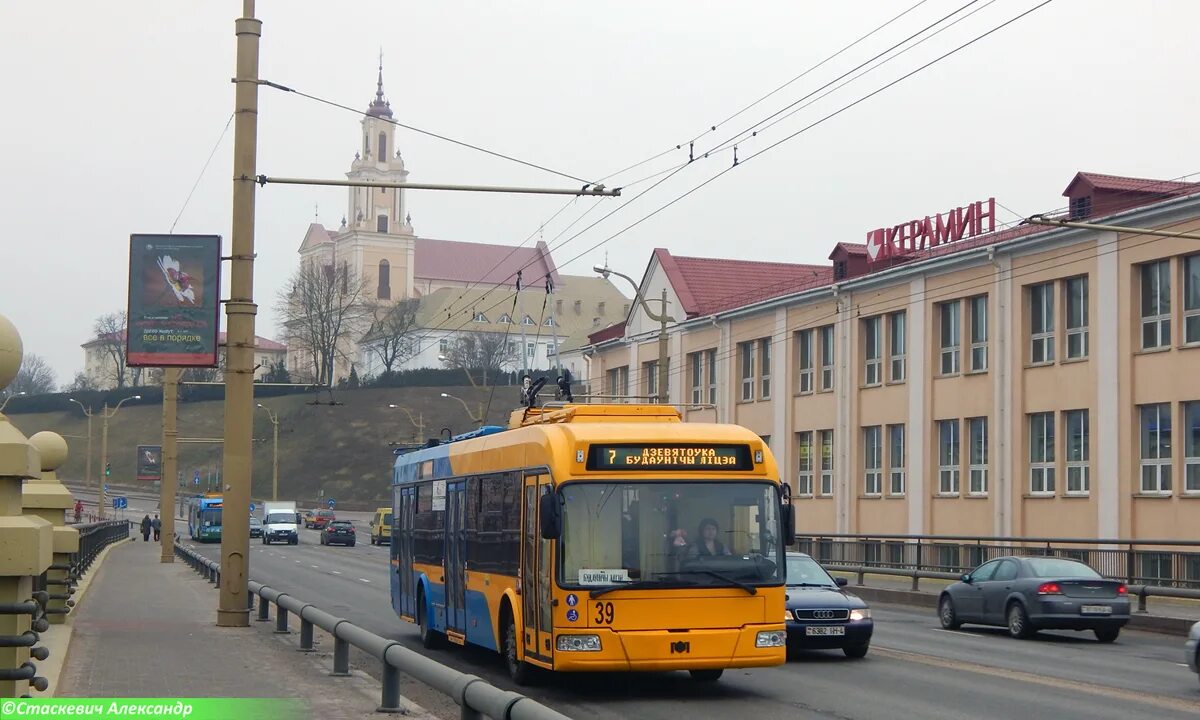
[1007,602,1034,639]
[843,643,870,659]
[502,609,534,685]
[261,537,267,545]
[689,669,723,682]
[290,538,298,545]
[1094,627,1120,643]
[348,541,355,547]
[418,589,444,650]
[939,595,961,630]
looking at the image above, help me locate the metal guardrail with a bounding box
[174,542,572,720]
[796,533,1200,612]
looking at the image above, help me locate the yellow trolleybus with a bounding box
[390,403,794,683]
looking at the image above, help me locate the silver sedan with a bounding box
[1186,621,1199,684]
[938,556,1130,642]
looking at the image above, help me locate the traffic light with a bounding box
[104,462,111,477]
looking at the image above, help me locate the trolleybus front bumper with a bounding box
[551,624,786,672]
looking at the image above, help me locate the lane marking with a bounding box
[933,629,983,639]
[872,646,1200,713]
[359,578,371,583]
[332,571,341,575]
[311,565,319,569]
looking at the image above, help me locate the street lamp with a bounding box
[594,265,675,403]
[440,392,483,424]
[0,391,25,413]
[256,404,280,502]
[387,404,426,443]
[96,394,142,520]
[67,398,95,510]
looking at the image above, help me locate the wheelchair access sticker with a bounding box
[566,609,579,622]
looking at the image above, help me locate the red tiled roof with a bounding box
[654,248,831,317]
[414,238,559,288]
[588,321,627,345]
[830,242,869,256]
[1064,172,1197,196]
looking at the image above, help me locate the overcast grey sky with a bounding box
[2,1,1197,384]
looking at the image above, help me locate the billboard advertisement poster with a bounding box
[126,234,221,367]
[137,444,163,482]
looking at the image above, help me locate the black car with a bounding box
[320,520,356,547]
[784,552,873,658]
[938,556,1130,641]
[248,516,263,539]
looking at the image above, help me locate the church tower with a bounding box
[346,57,412,236]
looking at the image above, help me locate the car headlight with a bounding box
[556,634,602,652]
[756,630,787,648]
[849,609,872,622]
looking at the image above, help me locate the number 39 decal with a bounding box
[594,601,614,625]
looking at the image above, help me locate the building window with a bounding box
[378,132,387,160]
[1140,260,1171,349]
[1065,276,1089,359]
[1029,412,1056,495]
[377,259,391,299]
[497,313,512,325]
[889,311,906,382]
[545,343,555,358]
[607,366,629,398]
[796,329,814,394]
[1186,401,1200,494]
[543,316,556,327]
[472,311,488,323]
[377,215,389,233]
[968,417,988,495]
[888,424,905,495]
[644,361,659,399]
[1065,409,1090,495]
[705,349,717,405]
[739,341,754,401]
[969,296,988,372]
[526,342,535,359]
[796,432,814,496]
[819,325,835,391]
[938,301,960,375]
[863,316,881,386]
[938,419,960,495]
[521,315,536,326]
[439,338,449,354]
[1030,282,1055,364]
[863,426,882,496]
[689,352,703,405]
[819,430,834,496]
[759,339,771,400]
[1069,195,1092,219]
[1140,403,1172,494]
[1185,255,1200,345]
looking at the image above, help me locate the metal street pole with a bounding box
[69,399,94,512]
[160,368,180,563]
[219,0,259,627]
[440,393,482,424]
[387,404,425,442]
[98,403,108,521]
[593,266,675,403]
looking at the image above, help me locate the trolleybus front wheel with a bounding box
[502,610,535,686]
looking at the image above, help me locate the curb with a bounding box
[39,536,134,697]
[847,585,1197,635]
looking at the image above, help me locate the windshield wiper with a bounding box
[788,582,835,588]
[660,570,758,595]
[588,579,686,599]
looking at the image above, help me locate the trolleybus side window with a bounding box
[414,481,445,566]
[467,473,520,575]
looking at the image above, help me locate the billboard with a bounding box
[137,445,162,482]
[126,234,221,367]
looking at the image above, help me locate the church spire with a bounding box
[366,49,393,118]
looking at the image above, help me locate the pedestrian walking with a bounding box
[140,514,151,542]
[73,500,83,523]
[152,514,161,541]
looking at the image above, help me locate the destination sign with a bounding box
[587,444,752,471]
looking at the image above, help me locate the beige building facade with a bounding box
[584,173,1200,556]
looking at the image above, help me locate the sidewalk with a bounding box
[828,569,1200,630]
[53,538,402,718]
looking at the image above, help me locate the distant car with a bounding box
[320,520,356,547]
[306,509,335,529]
[938,556,1130,642]
[783,552,873,658]
[302,510,317,528]
[1186,621,1200,684]
[370,507,393,546]
[249,516,263,538]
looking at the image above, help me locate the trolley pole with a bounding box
[218,0,260,627]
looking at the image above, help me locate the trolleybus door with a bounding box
[445,480,467,635]
[521,473,554,663]
[397,486,416,619]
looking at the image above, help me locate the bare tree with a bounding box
[276,261,372,388]
[9,353,56,395]
[93,311,132,388]
[362,298,420,376]
[441,332,519,387]
[64,371,97,393]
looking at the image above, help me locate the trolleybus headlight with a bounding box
[849,609,872,622]
[556,634,602,652]
[755,630,787,648]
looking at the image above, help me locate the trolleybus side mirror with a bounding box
[539,493,562,540]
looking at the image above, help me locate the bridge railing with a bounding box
[794,533,1200,612]
[174,542,570,720]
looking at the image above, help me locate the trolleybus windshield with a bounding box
[559,481,783,591]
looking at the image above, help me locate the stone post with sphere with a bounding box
[23,431,80,624]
